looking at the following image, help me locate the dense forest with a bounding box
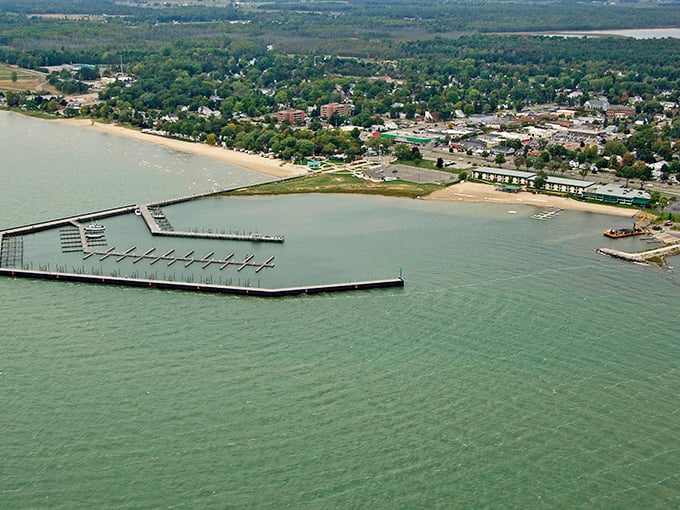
[2,0,680,56]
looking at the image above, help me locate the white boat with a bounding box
[84,223,105,233]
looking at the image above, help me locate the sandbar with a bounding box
[56,118,306,179]
[426,180,637,217]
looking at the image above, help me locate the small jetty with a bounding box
[531,207,564,220]
[597,243,680,267]
[0,267,404,297]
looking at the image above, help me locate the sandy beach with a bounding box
[426,180,637,217]
[51,117,645,219]
[57,118,306,179]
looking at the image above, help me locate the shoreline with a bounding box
[29,113,646,219]
[425,181,638,217]
[54,117,306,179]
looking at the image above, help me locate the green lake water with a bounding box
[1,112,679,509]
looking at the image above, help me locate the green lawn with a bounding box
[227,173,441,199]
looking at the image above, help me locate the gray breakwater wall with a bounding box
[597,243,680,265]
[0,267,404,297]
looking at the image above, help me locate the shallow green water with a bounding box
[2,112,680,509]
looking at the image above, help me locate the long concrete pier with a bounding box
[0,267,404,297]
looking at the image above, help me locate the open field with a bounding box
[228,173,441,198]
[0,65,48,92]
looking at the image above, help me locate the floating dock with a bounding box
[0,267,404,297]
[531,208,564,220]
[81,246,275,272]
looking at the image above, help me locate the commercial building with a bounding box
[535,176,595,195]
[584,184,651,207]
[470,167,535,186]
[471,167,595,195]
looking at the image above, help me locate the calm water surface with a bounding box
[2,112,680,509]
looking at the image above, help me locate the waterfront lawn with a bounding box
[228,173,441,198]
[395,158,462,174]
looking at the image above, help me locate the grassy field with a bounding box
[0,65,46,92]
[227,173,441,199]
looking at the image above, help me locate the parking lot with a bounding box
[361,163,459,185]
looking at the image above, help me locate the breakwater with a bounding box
[597,242,680,265]
[0,267,404,297]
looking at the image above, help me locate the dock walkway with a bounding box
[0,205,136,237]
[85,246,275,272]
[137,204,284,243]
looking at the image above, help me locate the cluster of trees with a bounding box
[159,117,374,162]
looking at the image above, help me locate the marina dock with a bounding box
[78,246,276,272]
[0,267,404,297]
[0,177,402,297]
[0,205,137,236]
[137,204,284,243]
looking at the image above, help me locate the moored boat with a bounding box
[84,222,105,233]
[603,228,645,239]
